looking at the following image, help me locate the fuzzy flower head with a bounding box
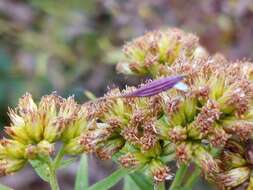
[1,92,89,175]
[117,28,201,76]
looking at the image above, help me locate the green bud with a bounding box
[0,139,25,159]
[194,146,219,175]
[5,126,31,145]
[168,125,187,143]
[222,151,246,170]
[119,152,148,169]
[43,118,66,142]
[183,97,197,122]
[64,137,84,155]
[61,106,88,141]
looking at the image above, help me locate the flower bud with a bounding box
[37,140,55,156]
[219,167,250,188]
[176,142,192,164]
[18,93,37,116]
[119,152,148,169]
[245,139,253,165]
[64,136,85,155]
[5,125,31,145]
[96,138,125,160]
[146,159,172,183]
[168,125,187,143]
[194,146,219,175]
[0,159,26,176]
[43,117,67,142]
[0,139,25,159]
[221,151,246,170]
[24,145,38,159]
[61,105,88,141]
[165,98,186,126]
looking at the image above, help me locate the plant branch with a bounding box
[48,164,60,190]
[154,182,165,190]
[54,145,65,169]
[169,163,188,190]
[184,166,201,189]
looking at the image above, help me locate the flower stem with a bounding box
[48,145,66,190]
[184,166,201,189]
[169,163,188,190]
[154,182,165,190]
[49,165,60,190]
[54,146,65,169]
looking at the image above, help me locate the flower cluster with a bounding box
[2,28,253,189]
[1,93,88,175]
[98,28,253,186]
[117,28,205,76]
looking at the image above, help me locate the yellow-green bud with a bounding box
[37,140,55,156]
[0,159,26,176]
[64,137,84,155]
[24,145,38,159]
[219,167,250,188]
[0,139,25,159]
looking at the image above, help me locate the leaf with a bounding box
[58,157,77,169]
[123,176,142,190]
[29,159,50,182]
[74,154,88,190]
[128,172,153,190]
[87,168,128,190]
[0,184,13,190]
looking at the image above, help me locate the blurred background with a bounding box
[0,0,253,189]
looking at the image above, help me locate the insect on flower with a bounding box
[122,75,185,97]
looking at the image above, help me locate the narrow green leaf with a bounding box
[87,168,128,190]
[123,176,141,190]
[58,157,77,169]
[74,154,88,190]
[0,184,13,190]
[128,172,153,190]
[29,159,50,182]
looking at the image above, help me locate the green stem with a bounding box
[184,166,201,189]
[49,165,60,190]
[48,145,66,190]
[154,182,165,190]
[54,145,65,169]
[169,164,188,190]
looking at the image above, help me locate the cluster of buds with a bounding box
[117,28,205,76]
[106,28,253,185]
[2,28,253,188]
[0,92,88,175]
[217,139,253,189]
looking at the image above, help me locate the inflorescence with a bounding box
[2,28,253,189]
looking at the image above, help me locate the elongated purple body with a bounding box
[123,75,184,97]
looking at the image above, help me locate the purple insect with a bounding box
[122,75,184,97]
